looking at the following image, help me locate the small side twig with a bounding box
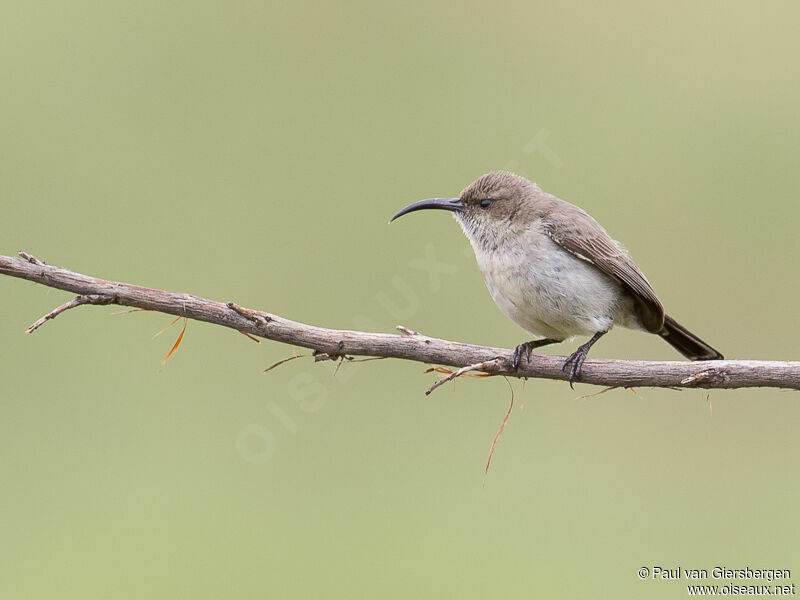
[227,302,272,328]
[26,294,114,334]
[426,358,503,396]
[264,353,308,373]
[396,325,419,336]
[18,251,45,265]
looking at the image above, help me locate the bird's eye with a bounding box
[479,199,494,209]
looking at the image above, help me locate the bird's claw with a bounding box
[562,350,586,390]
[512,342,533,371]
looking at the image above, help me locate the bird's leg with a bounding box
[512,338,561,371]
[562,331,606,389]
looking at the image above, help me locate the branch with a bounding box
[1,252,798,391]
[25,294,114,333]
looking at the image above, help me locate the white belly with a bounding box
[473,234,628,340]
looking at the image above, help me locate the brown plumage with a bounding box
[391,171,723,385]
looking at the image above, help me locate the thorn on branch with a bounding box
[26,294,114,334]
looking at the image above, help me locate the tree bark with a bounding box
[2,252,798,391]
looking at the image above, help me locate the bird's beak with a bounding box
[389,197,465,223]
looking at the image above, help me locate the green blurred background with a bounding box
[2,1,799,597]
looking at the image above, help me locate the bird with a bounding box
[390,171,723,387]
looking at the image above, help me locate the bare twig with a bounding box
[19,251,45,265]
[26,294,114,333]
[425,359,502,395]
[2,252,800,391]
[396,325,419,336]
[264,353,308,373]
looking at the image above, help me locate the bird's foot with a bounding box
[561,330,606,389]
[512,338,560,371]
[512,342,534,371]
[562,348,589,390]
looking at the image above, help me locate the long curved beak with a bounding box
[390,197,465,223]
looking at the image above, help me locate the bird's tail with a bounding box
[658,315,723,361]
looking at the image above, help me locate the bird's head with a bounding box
[390,171,538,251]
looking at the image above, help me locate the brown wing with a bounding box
[542,203,665,332]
